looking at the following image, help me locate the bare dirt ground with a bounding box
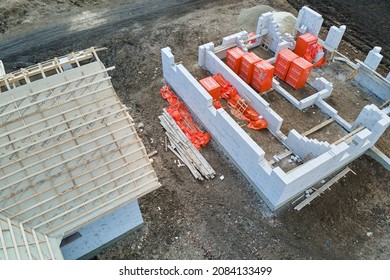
[1,0,389,260]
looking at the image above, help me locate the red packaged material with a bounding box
[199,76,221,100]
[212,73,268,130]
[274,49,299,80]
[239,52,261,84]
[285,57,313,89]
[294,33,318,57]
[226,47,245,74]
[251,60,275,92]
[160,85,211,149]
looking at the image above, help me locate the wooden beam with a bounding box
[0,129,135,192]
[302,118,334,137]
[0,122,136,178]
[0,111,129,168]
[11,149,145,218]
[0,77,112,119]
[294,167,352,211]
[1,139,140,211]
[332,126,365,145]
[7,218,20,260]
[33,170,157,233]
[0,66,114,108]
[31,229,44,260]
[0,101,124,150]
[44,235,55,260]
[44,176,160,235]
[0,223,9,260]
[19,223,32,260]
[379,99,390,109]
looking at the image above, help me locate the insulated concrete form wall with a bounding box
[354,47,390,102]
[199,43,283,136]
[295,6,324,36]
[60,200,143,260]
[162,47,390,210]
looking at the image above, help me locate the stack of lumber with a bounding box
[159,109,215,180]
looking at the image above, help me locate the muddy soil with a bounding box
[287,0,390,75]
[0,0,389,260]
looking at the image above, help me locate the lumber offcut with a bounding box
[159,109,215,180]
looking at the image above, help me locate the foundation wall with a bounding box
[162,47,390,210]
[199,44,284,136]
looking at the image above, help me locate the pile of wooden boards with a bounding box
[159,109,215,180]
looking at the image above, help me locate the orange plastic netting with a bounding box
[160,85,210,149]
[212,73,268,130]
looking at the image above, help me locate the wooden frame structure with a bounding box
[0,48,161,259]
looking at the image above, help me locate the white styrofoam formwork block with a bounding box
[364,47,383,71]
[316,99,352,131]
[222,31,248,47]
[0,60,5,77]
[352,104,390,132]
[61,200,143,260]
[295,6,324,36]
[275,41,290,57]
[199,44,284,135]
[161,47,390,210]
[254,12,284,53]
[325,25,346,50]
[354,60,390,101]
[313,77,333,91]
[213,32,248,61]
[285,129,332,159]
[273,77,333,111]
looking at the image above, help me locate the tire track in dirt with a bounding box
[0,0,226,61]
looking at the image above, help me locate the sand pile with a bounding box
[272,11,296,35]
[237,5,296,36]
[237,5,274,32]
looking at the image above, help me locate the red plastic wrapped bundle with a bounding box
[285,57,313,89]
[226,47,245,74]
[294,33,318,57]
[274,49,299,80]
[251,60,275,92]
[239,52,262,84]
[199,76,221,100]
[212,73,268,130]
[160,85,211,149]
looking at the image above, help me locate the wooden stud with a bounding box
[45,176,160,235]
[11,147,145,218]
[34,170,157,233]
[31,229,44,260]
[0,222,9,260]
[294,167,352,211]
[302,118,334,137]
[19,223,32,260]
[7,218,20,260]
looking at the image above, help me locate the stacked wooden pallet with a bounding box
[159,109,215,180]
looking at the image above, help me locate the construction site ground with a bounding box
[0,0,389,260]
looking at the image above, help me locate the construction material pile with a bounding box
[200,73,268,130]
[159,85,215,180]
[226,47,275,93]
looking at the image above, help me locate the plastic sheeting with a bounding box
[160,85,210,149]
[213,73,268,130]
